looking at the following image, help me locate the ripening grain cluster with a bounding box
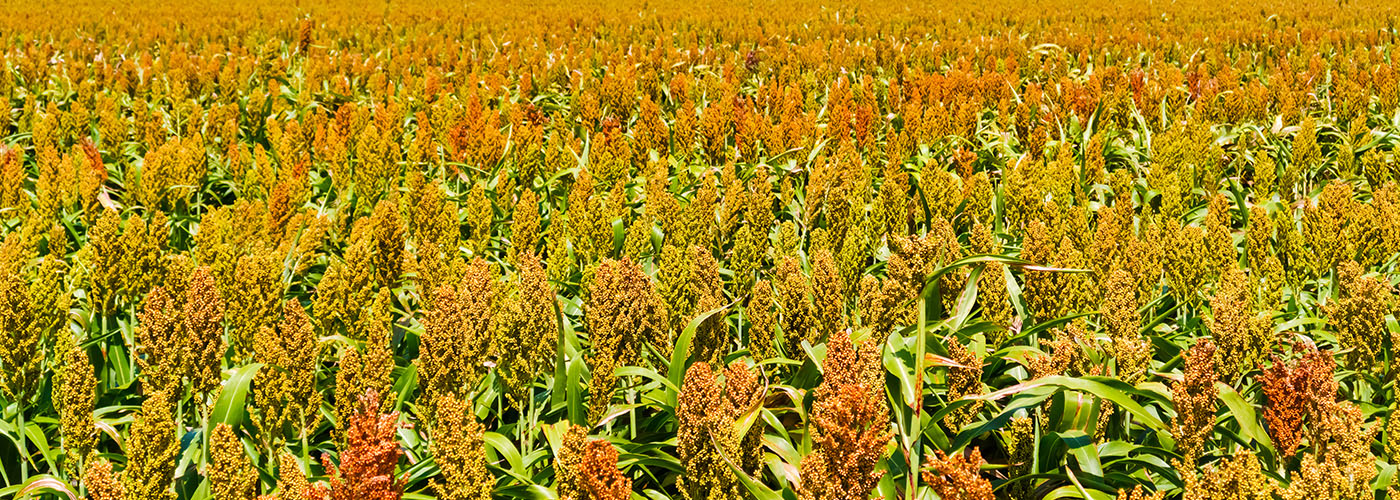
[2,0,1400,498]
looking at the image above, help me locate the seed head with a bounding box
[209,423,259,500]
[495,252,559,409]
[811,248,847,341]
[1203,193,1236,278]
[325,390,404,500]
[1326,260,1392,372]
[1260,342,1334,458]
[1172,339,1218,465]
[314,227,379,341]
[746,280,778,363]
[226,245,282,362]
[335,289,396,439]
[512,188,542,260]
[801,332,890,499]
[58,339,97,468]
[430,394,491,500]
[579,440,631,500]
[1209,266,1271,381]
[1190,449,1275,500]
[85,458,126,500]
[1003,417,1035,500]
[369,199,406,288]
[136,286,181,396]
[1103,269,1151,384]
[86,209,125,312]
[1164,220,1209,306]
[1117,486,1164,500]
[0,273,39,404]
[775,256,814,357]
[922,448,994,500]
[183,266,226,402]
[464,181,492,256]
[676,363,741,499]
[255,300,322,442]
[123,391,178,500]
[556,425,588,500]
[586,258,663,423]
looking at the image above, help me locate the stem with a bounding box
[628,382,637,441]
[300,407,310,470]
[200,402,210,471]
[527,387,537,453]
[177,390,185,436]
[17,402,28,482]
[100,313,109,390]
[76,460,85,497]
[0,433,9,485]
[908,296,926,500]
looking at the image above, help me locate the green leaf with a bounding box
[615,366,680,397]
[392,364,419,412]
[212,363,263,428]
[1041,376,1167,431]
[483,432,526,478]
[883,333,918,408]
[1217,382,1273,452]
[712,434,784,500]
[667,300,734,403]
[917,254,1033,306]
[1059,430,1103,476]
[8,474,78,500]
[22,419,57,472]
[567,353,587,426]
[1065,467,1115,500]
[950,264,983,331]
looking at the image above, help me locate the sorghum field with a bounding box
[6,0,1400,499]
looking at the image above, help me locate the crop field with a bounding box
[4,0,1400,498]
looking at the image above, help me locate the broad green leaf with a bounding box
[484,431,526,477]
[1059,430,1102,476]
[713,434,784,500]
[1216,382,1273,453]
[667,300,734,403]
[12,474,77,500]
[212,363,263,428]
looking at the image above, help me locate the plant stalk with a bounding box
[17,402,28,482]
[908,296,927,500]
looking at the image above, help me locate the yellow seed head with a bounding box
[1209,266,1271,381]
[676,362,741,499]
[746,280,778,363]
[209,423,259,500]
[430,394,492,500]
[183,266,226,402]
[58,340,97,467]
[586,258,663,423]
[495,252,559,409]
[1326,260,1392,372]
[123,391,179,500]
[254,300,322,441]
[226,245,282,362]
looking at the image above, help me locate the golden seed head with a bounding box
[123,391,179,500]
[58,339,98,467]
[209,423,259,500]
[923,448,994,500]
[676,362,741,498]
[430,394,491,500]
[254,300,322,440]
[1172,339,1218,465]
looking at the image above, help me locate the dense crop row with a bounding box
[3,0,1400,499]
